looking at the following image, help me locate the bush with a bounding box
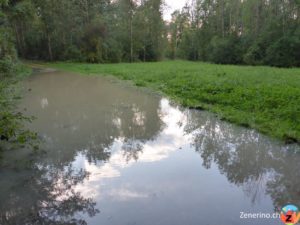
[208,35,243,64]
[0,80,38,150]
[243,42,265,65]
[0,56,15,78]
[264,35,300,67]
[63,45,83,62]
[103,39,122,63]
[81,22,107,63]
[0,18,17,78]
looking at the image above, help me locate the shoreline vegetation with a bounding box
[0,63,37,153]
[45,60,300,144]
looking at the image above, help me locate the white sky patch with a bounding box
[164,0,187,21]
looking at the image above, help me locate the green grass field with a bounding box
[47,60,300,143]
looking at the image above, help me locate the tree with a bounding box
[167,0,300,67]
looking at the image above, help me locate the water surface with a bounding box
[0,70,299,225]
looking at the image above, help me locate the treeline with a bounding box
[1,0,300,67]
[168,0,300,67]
[3,0,166,63]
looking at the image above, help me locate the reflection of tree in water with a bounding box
[0,163,99,225]
[0,93,163,224]
[41,99,162,167]
[265,153,300,209]
[121,139,144,162]
[184,110,300,209]
[83,102,162,164]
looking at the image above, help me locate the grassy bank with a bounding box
[48,60,300,143]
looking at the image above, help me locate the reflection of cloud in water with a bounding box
[40,97,49,109]
[74,98,192,199]
[107,188,149,201]
[112,117,122,129]
[132,104,146,126]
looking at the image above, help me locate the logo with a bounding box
[281,205,300,225]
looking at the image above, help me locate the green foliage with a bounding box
[5,0,166,63]
[0,24,17,78]
[177,30,199,61]
[0,2,37,152]
[81,23,107,63]
[62,45,83,62]
[3,0,298,67]
[103,39,122,63]
[265,35,300,67]
[49,61,300,143]
[0,0,8,7]
[243,41,265,65]
[0,108,35,144]
[0,71,38,151]
[0,56,15,77]
[209,36,243,64]
[169,0,300,67]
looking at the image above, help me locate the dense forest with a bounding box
[169,0,300,67]
[1,0,166,65]
[1,0,299,68]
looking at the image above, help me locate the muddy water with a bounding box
[0,70,299,225]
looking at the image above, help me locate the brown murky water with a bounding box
[0,70,299,225]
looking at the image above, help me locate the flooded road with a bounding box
[0,70,299,225]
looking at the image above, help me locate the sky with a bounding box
[164,0,187,21]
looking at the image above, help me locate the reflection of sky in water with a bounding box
[68,98,286,225]
[73,99,193,199]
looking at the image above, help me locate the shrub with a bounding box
[63,45,83,62]
[264,35,300,67]
[0,56,15,78]
[208,35,243,64]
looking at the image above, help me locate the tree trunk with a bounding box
[221,0,225,38]
[47,33,53,61]
[130,16,133,63]
[20,23,26,56]
[14,24,22,55]
[85,0,90,23]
